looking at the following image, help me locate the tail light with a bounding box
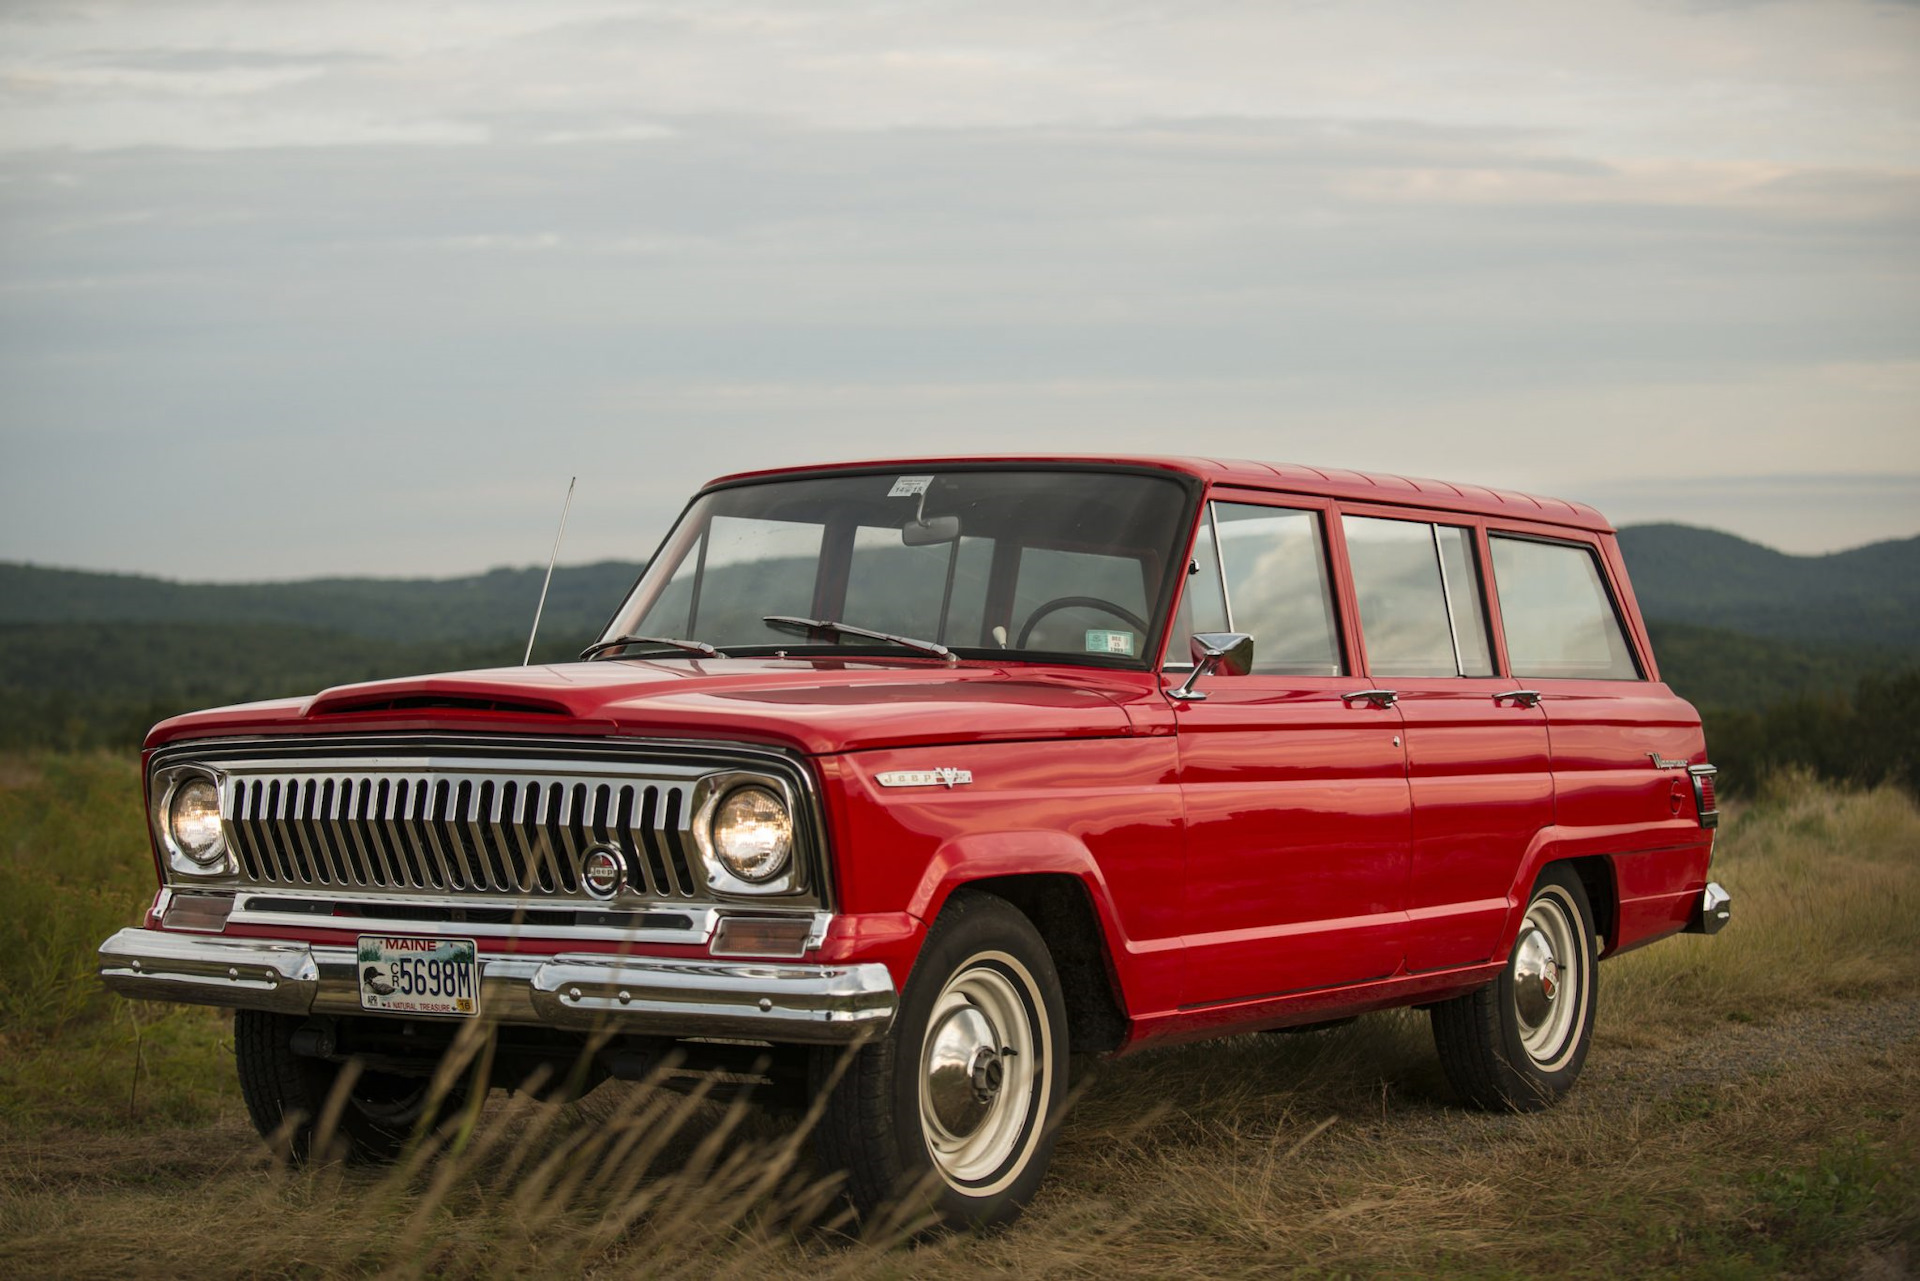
[1689,764,1719,829]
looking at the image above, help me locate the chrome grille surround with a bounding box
[145,734,827,915]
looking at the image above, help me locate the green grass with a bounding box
[0,754,235,1130]
[0,757,1916,1277]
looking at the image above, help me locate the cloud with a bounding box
[0,3,1914,576]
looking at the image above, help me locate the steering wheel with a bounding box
[1014,596,1151,649]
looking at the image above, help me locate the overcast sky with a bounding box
[2,0,1915,580]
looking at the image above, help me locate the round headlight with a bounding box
[167,777,225,864]
[710,786,792,883]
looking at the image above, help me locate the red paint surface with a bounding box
[134,457,1715,1049]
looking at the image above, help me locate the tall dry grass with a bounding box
[1606,769,1920,1034]
[2,757,1916,1276]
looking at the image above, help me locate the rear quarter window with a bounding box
[1489,535,1641,680]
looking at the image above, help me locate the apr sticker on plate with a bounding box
[1085,629,1136,656]
[356,935,479,1017]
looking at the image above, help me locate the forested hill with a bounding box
[0,560,645,648]
[2,523,1916,742]
[7,522,1917,654]
[1616,525,1920,650]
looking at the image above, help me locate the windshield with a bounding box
[600,468,1194,666]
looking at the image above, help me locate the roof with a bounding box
[706,455,1614,533]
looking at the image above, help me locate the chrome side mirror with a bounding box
[1168,631,1253,702]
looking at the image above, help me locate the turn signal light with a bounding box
[710,915,813,958]
[162,892,234,933]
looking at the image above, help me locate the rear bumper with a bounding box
[1682,881,1732,935]
[97,927,896,1044]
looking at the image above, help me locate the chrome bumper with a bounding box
[97,927,896,1044]
[1683,881,1732,935]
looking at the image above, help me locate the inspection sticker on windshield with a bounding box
[888,475,934,498]
[357,935,478,1017]
[1085,630,1135,656]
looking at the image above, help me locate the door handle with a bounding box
[1341,689,1398,709]
[1493,689,1542,708]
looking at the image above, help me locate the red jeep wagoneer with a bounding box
[100,457,1728,1226]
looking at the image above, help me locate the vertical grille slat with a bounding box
[612,785,649,897]
[634,785,678,896]
[661,787,698,898]
[446,780,489,891]
[230,780,263,881]
[412,778,458,890]
[545,782,579,893]
[332,778,374,886]
[375,779,420,890]
[310,778,352,886]
[219,761,773,907]
[509,780,558,895]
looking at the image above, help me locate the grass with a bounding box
[1,755,1916,1277]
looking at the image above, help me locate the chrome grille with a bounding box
[224,770,701,899]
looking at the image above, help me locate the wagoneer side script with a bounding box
[98,455,1728,1230]
[875,768,974,788]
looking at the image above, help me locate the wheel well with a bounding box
[952,873,1129,1055]
[1560,856,1618,954]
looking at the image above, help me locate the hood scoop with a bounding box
[306,691,570,719]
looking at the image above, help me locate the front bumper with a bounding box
[97,927,896,1044]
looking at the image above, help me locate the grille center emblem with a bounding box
[581,845,626,898]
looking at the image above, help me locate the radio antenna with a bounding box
[523,476,577,665]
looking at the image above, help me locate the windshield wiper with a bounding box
[762,616,955,663]
[580,634,724,661]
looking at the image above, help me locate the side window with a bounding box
[1342,516,1494,678]
[1168,514,1229,652]
[1489,535,1641,680]
[1208,503,1345,676]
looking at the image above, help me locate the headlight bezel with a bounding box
[691,771,803,895]
[150,764,236,878]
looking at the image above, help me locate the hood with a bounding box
[144,657,1156,755]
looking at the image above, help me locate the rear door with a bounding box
[1170,496,1411,1006]
[1485,531,1692,831]
[1338,510,1555,971]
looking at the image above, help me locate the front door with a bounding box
[1170,498,1412,1008]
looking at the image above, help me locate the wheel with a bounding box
[1429,865,1597,1112]
[234,1010,466,1162]
[1014,596,1151,649]
[812,890,1068,1230]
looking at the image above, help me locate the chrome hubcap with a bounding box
[1512,926,1560,1029]
[918,956,1045,1191]
[1512,890,1584,1069]
[925,1005,1002,1137]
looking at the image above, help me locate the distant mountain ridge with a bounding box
[0,560,644,652]
[1615,524,1920,651]
[2,524,1915,740]
[8,523,1916,652]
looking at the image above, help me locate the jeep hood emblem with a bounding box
[877,768,973,789]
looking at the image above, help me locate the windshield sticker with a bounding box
[887,475,934,498]
[1085,630,1136,656]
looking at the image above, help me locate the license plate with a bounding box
[356,935,479,1017]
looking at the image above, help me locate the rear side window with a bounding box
[1343,516,1495,677]
[1489,536,1641,680]
[1181,503,1344,675]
